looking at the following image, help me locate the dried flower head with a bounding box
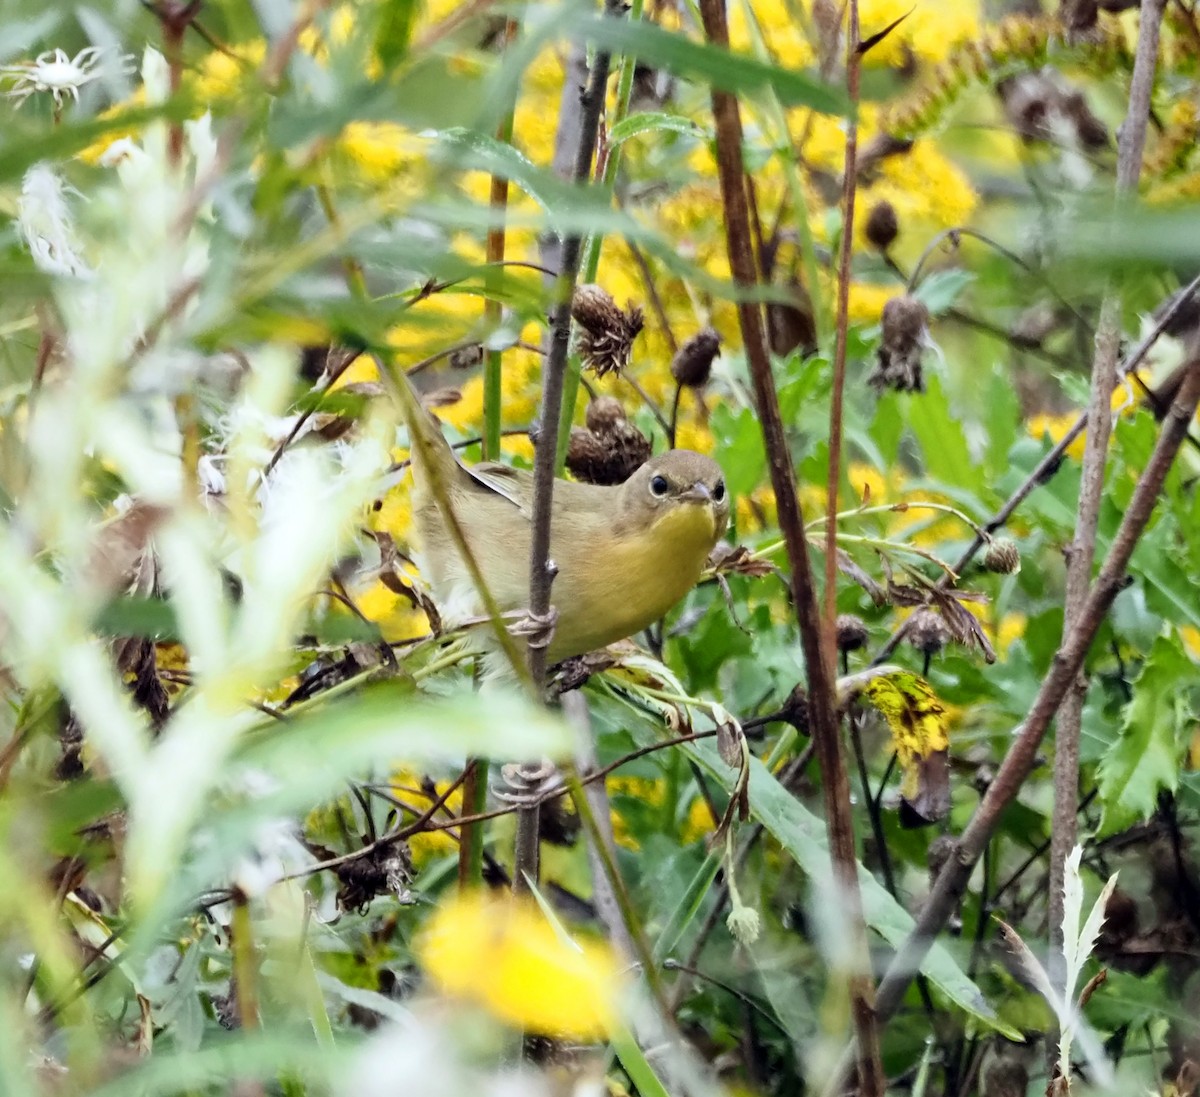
[571,283,644,377]
[767,277,817,358]
[907,608,950,655]
[566,400,651,486]
[835,614,870,653]
[983,537,1021,575]
[584,394,626,433]
[868,295,931,393]
[864,200,899,252]
[671,326,721,387]
[997,68,1108,151]
[449,343,484,371]
[726,903,761,947]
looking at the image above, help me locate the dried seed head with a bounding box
[726,903,761,947]
[864,200,899,252]
[565,420,651,486]
[449,343,484,371]
[868,295,930,394]
[670,326,721,387]
[585,395,627,433]
[835,613,870,653]
[571,283,644,378]
[766,278,817,359]
[907,608,950,655]
[983,537,1021,575]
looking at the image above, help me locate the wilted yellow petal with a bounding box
[862,672,951,825]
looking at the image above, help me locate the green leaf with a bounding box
[628,727,1019,1037]
[576,15,849,113]
[1135,528,1200,630]
[1096,636,1192,833]
[611,1021,673,1097]
[609,111,707,146]
[374,0,419,68]
[913,269,975,316]
[905,375,982,493]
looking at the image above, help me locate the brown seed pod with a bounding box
[907,608,950,656]
[570,283,644,378]
[835,613,870,653]
[982,537,1021,575]
[670,326,721,387]
[868,294,930,394]
[565,421,652,486]
[584,395,626,433]
[864,200,899,252]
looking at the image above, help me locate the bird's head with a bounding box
[617,450,730,549]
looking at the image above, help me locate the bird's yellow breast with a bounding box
[548,501,719,661]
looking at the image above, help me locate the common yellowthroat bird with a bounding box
[392,369,729,664]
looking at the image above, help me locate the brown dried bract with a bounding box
[570,283,644,377]
[868,295,930,394]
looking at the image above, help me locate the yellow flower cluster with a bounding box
[417,890,625,1040]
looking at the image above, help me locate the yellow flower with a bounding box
[845,282,894,324]
[417,891,625,1040]
[391,767,462,864]
[1180,625,1200,661]
[1027,411,1086,460]
[680,796,716,844]
[859,0,981,66]
[352,578,429,646]
[847,461,889,504]
[996,613,1027,656]
[608,774,665,851]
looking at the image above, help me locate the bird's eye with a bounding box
[713,480,726,502]
[649,474,669,497]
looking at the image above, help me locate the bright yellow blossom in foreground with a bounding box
[417,891,625,1040]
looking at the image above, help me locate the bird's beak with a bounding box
[680,482,713,504]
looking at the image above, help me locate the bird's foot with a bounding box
[506,605,559,651]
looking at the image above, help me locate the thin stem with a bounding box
[553,0,647,473]
[527,1,625,695]
[825,0,860,662]
[697,0,884,1091]
[1049,0,1166,1013]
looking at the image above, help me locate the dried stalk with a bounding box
[696,0,884,1092]
[825,1,860,647]
[1049,0,1166,996]
[526,0,625,695]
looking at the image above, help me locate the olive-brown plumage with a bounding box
[395,374,728,664]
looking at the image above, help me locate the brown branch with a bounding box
[526,0,626,695]
[696,0,884,1092]
[1049,0,1166,1001]
[871,359,1200,1023]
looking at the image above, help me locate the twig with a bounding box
[868,360,1200,1025]
[526,0,626,696]
[1049,0,1166,1010]
[697,0,885,1092]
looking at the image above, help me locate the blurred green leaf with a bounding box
[576,16,849,113]
[609,111,708,145]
